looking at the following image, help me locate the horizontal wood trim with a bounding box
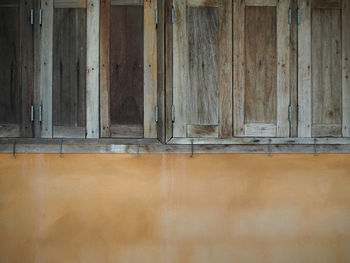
[245,123,276,137]
[169,137,350,145]
[187,125,218,138]
[0,124,20,138]
[312,0,341,9]
[0,0,18,7]
[187,0,218,7]
[54,0,87,8]
[111,0,143,5]
[312,124,342,137]
[53,126,86,138]
[1,138,350,153]
[245,0,277,7]
[110,124,143,138]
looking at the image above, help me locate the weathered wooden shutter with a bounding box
[172,0,232,138]
[0,0,34,137]
[233,0,290,137]
[298,0,350,137]
[52,0,87,138]
[100,0,157,138]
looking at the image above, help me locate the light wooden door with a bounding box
[298,0,350,137]
[172,0,232,138]
[233,0,290,137]
[100,0,157,138]
[52,0,87,138]
[0,0,34,137]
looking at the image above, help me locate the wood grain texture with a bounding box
[165,0,173,141]
[53,8,86,137]
[290,0,298,137]
[53,126,85,138]
[297,0,312,137]
[86,0,99,138]
[34,0,42,138]
[144,0,157,138]
[276,0,290,137]
[343,0,350,137]
[40,0,54,138]
[110,6,144,137]
[157,0,166,142]
[110,124,143,138]
[111,0,143,5]
[245,6,277,124]
[187,125,218,138]
[0,7,20,135]
[312,0,341,9]
[99,0,111,137]
[311,8,342,137]
[233,0,245,136]
[173,0,187,137]
[0,0,19,7]
[187,0,218,7]
[218,0,232,138]
[245,0,277,6]
[0,124,20,137]
[245,123,276,137]
[54,0,87,8]
[187,7,218,125]
[312,124,342,137]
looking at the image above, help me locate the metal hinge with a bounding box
[288,105,292,122]
[39,9,42,25]
[171,105,175,122]
[155,8,159,26]
[155,106,159,123]
[297,105,301,121]
[39,105,42,123]
[171,6,175,24]
[30,105,34,122]
[30,9,34,25]
[297,8,301,25]
[288,8,292,25]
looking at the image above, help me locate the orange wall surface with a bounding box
[0,154,350,263]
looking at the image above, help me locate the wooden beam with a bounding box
[111,0,143,5]
[187,0,218,7]
[312,0,341,9]
[343,0,350,137]
[99,0,110,138]
[290,0,298,137]
[297,0,312,137]
[40,0,53,138]
[54,0,87,8]
[245,0,277,7]
[86,0,99,138]
[144,0,158,138]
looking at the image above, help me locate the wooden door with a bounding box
[52,0,87,138]
[233,0,290,137]
[0,0,34,137]
[172,0,232,138]
[100,0,157,138]
[298,0,350,137]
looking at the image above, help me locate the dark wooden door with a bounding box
[52,0,87,138]
[0,0,34,137]
[298,0,350,137]
[100,0,157,138]
[172,0,232,138]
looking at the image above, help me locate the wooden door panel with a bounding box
[298,0,349,137]
[233,0,290,137]
[52,5,87,138]
[173,0,232,138]
[100,0,157,138]
[0,0,34,138]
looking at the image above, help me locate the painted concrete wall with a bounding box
[0,154,350,263]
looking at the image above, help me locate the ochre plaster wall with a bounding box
[0,154,350,263]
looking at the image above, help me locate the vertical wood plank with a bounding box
[157,0,166,142]
[290,0,298,137]
[165,0,173,141]
[86,0,99,138]
[40,0,53,138]
[276,0,290,137]
[297,0,311,137]
[99,0,110,137]
[233,0,245,136]
[173,0,187,137]
[144,0,157,138]
[218,0,232,138]
[34,0,42,137]
[343,0,350,137]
